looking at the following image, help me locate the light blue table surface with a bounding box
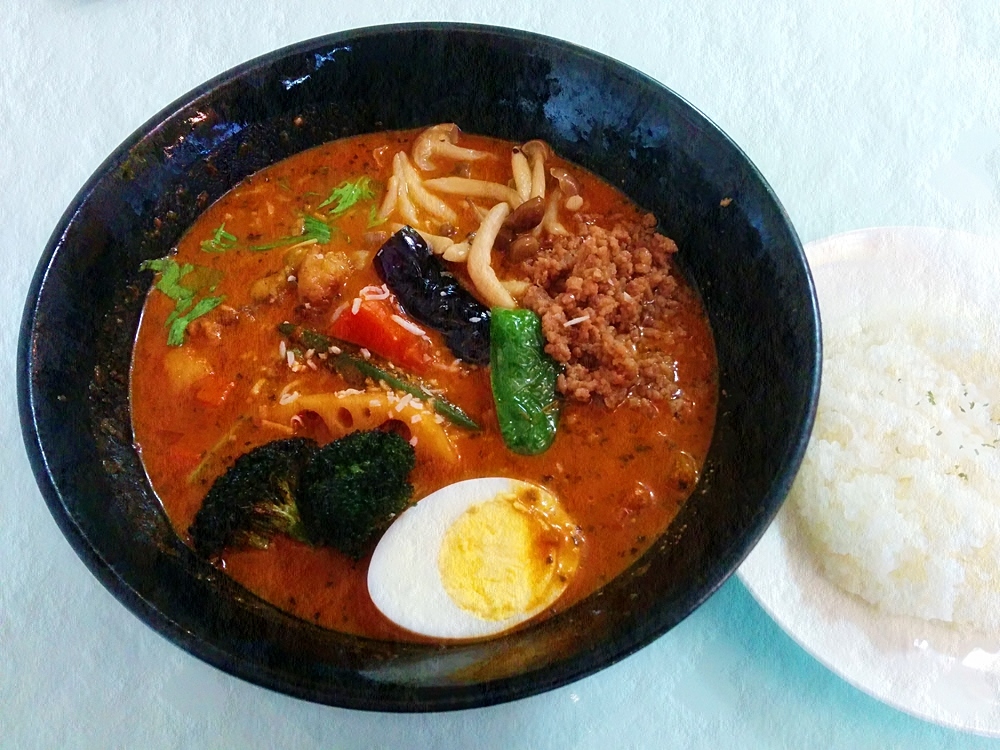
[3,2,999,747]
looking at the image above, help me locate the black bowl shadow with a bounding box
[18,23,820,712]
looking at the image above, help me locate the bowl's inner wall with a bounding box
[21,25,818,711]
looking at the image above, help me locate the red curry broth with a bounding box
[130,129,717,642]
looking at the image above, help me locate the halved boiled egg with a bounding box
[367,477,582,639]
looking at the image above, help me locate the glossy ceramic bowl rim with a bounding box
[19,22,821,711]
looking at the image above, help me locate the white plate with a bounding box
[738,226,1000,737]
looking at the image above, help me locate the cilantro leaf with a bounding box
[318,176,377,216]
[141,258,196,304]
[141,256,226,346]
[167,296,225,346]
[247,237,299,252]
[302,215,332,244]
[200,223,238,253]
[367,204,387,228]
[139,257,172,273]
[249,215,333,251]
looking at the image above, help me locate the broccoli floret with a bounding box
[188,437,318,558]
[297,430,416,559]
[187,431,417,561]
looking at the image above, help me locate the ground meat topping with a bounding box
[519,213,687,407]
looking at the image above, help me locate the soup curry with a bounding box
[131,126,717,642]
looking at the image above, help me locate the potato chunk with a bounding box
[163,347,213,392]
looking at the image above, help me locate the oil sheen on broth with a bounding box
[130,126,718,642]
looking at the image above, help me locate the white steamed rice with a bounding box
[791,302,1000,633]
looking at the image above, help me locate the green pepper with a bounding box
[490,308,561,455]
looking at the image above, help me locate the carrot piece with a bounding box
[329,297,437,374]
[194,376,235,407]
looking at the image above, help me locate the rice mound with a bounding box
[791,304,1000,633]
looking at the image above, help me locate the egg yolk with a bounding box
[438,488,578,621]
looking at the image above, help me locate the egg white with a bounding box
[367,477,570,639]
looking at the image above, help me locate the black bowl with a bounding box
[18,23,820,711]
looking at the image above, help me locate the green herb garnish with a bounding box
[249,215,333,252]
[247,236,301,252]
[246,176,377,252]
[200,223,238,253]
[141,257,194,303]
[367,204,386,228]
[302,215,332,244]
[140,257,226,346]
[167,296,225,346]
[318,176,377,216]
